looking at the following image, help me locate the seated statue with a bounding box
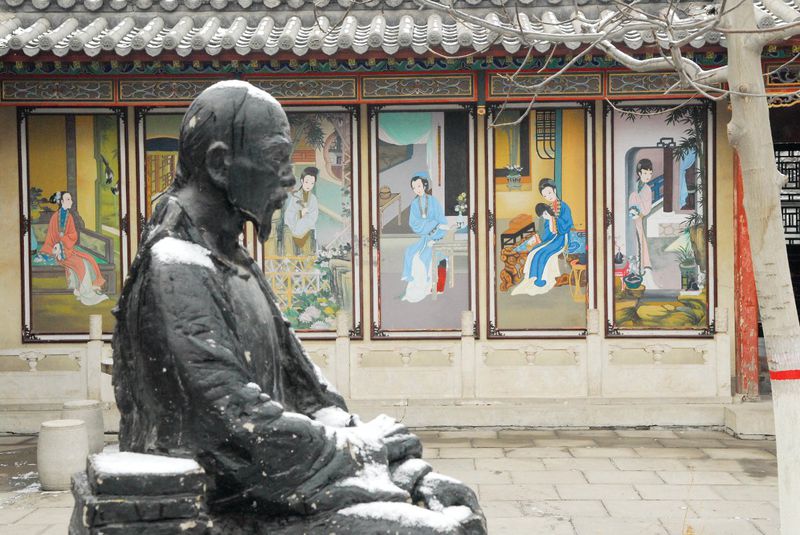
[112,80,486,535]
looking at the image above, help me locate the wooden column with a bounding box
[734,152,760,400]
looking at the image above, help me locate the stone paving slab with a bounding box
[0,429,780,534]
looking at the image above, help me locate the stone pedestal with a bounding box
[62,400,104,454]
[69,452,210,535]
[38,419,89,491]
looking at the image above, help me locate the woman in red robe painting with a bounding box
[40,191,108,306]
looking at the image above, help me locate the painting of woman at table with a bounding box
[402,173,448,303]
[373,108,473,334]
[512,180,573,296]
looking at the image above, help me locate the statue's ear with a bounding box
[205,141,231,189]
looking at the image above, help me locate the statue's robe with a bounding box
[113,196,483,534]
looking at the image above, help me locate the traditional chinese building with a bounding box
[0,0,798,433]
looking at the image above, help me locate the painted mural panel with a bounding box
[488,108,590,335]
[263,111,359,336]
[370,109,476,336]
[608,104,713,332]
[139,109,360,337]
[23,112,124,338]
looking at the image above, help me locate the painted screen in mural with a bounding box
[490,108,589,334]
[141,111,359,336]
[372,110,474,334]
[25,113,123,336]
[263,111,358,334]
[609,105,711,331]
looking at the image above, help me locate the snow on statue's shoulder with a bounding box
[91,452,202,476]
[152,237,215,270]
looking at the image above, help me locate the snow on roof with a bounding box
[1,0,770,60]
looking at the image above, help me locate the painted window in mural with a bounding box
[263,110,360,337]
[22,111,126,340]
[487,107,592,336]
[607,104,714,333]
[138,109,361,338]
[370,107,476,337]
[140,111,182,220]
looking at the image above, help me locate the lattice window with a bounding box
[775,143,800,244]
[146,154,176,196]
[535,110,556,160]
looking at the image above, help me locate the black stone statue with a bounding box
[111,81,486,534]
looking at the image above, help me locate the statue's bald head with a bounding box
[174,81,294,241]
[175,81,287,185]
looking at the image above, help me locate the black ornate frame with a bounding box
[485,102,596,338]
[367,104,478,339]
[18,107,129,343]
[603,100,717,337]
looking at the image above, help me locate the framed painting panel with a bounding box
[20,108,129,342]
[135,107,362,339]
[486,104,594,337]
[258,107,362,338]
[369,105,477,338]
[605,101,716,335]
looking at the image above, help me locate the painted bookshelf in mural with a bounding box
[137,108,361,338]
[369,106,477,338]
[487,106,593,337]
[606,103,715,334]
[20,109,127,341]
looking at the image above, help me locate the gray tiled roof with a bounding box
[0,1,793,58]
[0,0,671,10]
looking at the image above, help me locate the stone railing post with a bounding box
[460,310,476,398]
[86,314,103,401]
[335,311,351,399]
[715,307,733,399]
[586,309,603,397]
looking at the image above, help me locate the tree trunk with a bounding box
[723,4,800,533]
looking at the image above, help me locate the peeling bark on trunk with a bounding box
[734,154,760,400]
[724,3,800,533]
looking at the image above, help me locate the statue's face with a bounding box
[227,113,294,242]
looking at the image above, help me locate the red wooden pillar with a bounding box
[734,152,761,400]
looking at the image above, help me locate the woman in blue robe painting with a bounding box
[512,178,573,296]
[401,174,448,303]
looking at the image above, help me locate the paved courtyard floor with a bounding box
[0,428,778,534]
